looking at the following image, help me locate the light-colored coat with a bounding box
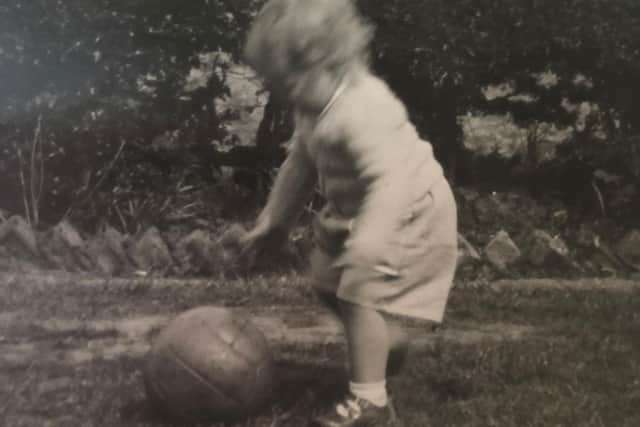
[256,70,458,322]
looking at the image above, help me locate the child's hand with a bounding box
[214,224,249,274]
[234,229,258,271]
[237,223,277,271]
[219,223,248,250]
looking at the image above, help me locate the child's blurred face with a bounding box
[271,67,339,115]
[267,69,303,102]
[245,0,368,115]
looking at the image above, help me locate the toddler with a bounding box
[242,0,458,425]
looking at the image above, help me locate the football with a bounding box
[143,306,276,422]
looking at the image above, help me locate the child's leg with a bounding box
[311,299,407,426]
[339,300,409,411]
[340,300,409,379]
[309,247,343,317]
[340,300,390,383]
[386,323,409,377]
[315,283,409,377]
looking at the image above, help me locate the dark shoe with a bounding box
[387,341,409,377]
[310,394,402,426]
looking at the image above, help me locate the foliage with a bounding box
[0,0,260,225]
[358,0,640,186]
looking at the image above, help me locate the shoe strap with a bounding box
[335,397,363,419]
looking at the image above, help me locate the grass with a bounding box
[1,273,639,426]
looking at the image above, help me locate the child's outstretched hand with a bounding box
[214,223,248,274]
[236,226,265,271]
[218,220,291,274]
[239,222,290,272]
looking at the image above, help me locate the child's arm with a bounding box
[249,137,317,246]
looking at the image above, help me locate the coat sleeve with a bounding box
[254,136,317,241]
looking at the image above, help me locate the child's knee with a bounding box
[337,301,394,336]
[340,303,411,346]
[337,299,370,320]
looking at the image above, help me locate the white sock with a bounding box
[349,380,388,407]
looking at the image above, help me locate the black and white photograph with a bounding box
[1,1,639,426]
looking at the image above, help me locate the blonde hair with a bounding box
[244,0,373,82]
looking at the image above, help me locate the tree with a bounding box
[359,0,640,186]
[0,0,260,224]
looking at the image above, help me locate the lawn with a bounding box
[1,272,639,426]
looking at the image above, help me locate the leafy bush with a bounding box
[0,0,260,226]
[359,0,640,190]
